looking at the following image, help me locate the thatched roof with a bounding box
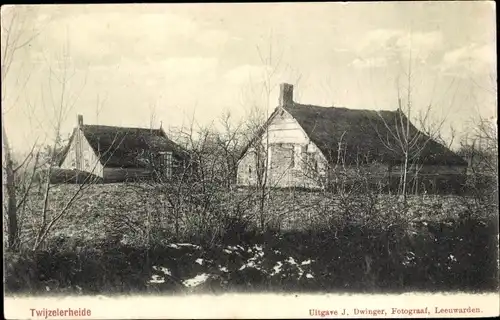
[242,103,467,166]
[60,125,188,168]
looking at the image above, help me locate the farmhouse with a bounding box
[236,83,468,191]
[58,115,188,183]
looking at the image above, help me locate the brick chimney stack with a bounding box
[279,83,294,107]
[77,114,83,127]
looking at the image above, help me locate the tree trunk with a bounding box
[387,163,393,194]
[402,153,409,203]
[255,145,267,231]
[2,121,19,251]
[414,168,419,195]
[174,206,180,241]
[259,188,266,231]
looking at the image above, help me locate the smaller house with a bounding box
[58,115,189,183]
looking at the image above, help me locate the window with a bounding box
[163,152,173,178]
[158,151,173,178]
[248,165,252,174]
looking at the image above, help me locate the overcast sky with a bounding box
[1,2,496,154]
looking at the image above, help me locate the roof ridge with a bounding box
[289,103,397,113]
[82,124,163,131]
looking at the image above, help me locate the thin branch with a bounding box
[16,152,40,211]
[13,140,38,173]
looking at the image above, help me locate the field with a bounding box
[5,182,499,294]
[13,183,482,241]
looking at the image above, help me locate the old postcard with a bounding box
[2,2,498,319]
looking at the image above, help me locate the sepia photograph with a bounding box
[2,2,498,319]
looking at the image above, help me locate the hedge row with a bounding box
[5,216,498,294]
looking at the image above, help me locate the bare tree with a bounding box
[149,101,157,130]
[118,110,256,249]
[1,9,94,251]
[95,92,108,125]
[474,116,497,173]
[464,73,498,176]
[1,6,41,250]
[373,48,451,202]
[239,31,303,230]
[29,38,89,250]
[458,115,497,206]
[205,111,246,189]
[3,31,120,251]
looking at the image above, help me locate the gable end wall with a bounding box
[60,129,104,178]
[237,108,328,189]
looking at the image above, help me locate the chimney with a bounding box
[279,83,294,107]
[77,114,83,127]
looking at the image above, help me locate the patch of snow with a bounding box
[271,261,283,276]
[274,250,281,254]
[148,275,165,284]
[183,273,209,287]
[219,266,229,273]
[297,268,304,279]
[226,246,238,251]
[223,249,232,254]
[283,257,304,279]
[306,273,314,279]
[253,245,263,251]
[239,260,258,270]
[237,246,267,271]
[195,258,204,265]
[301,259,313,265]
[168,243,201,249]
[176,243,201,249]
[153,266,172,276]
